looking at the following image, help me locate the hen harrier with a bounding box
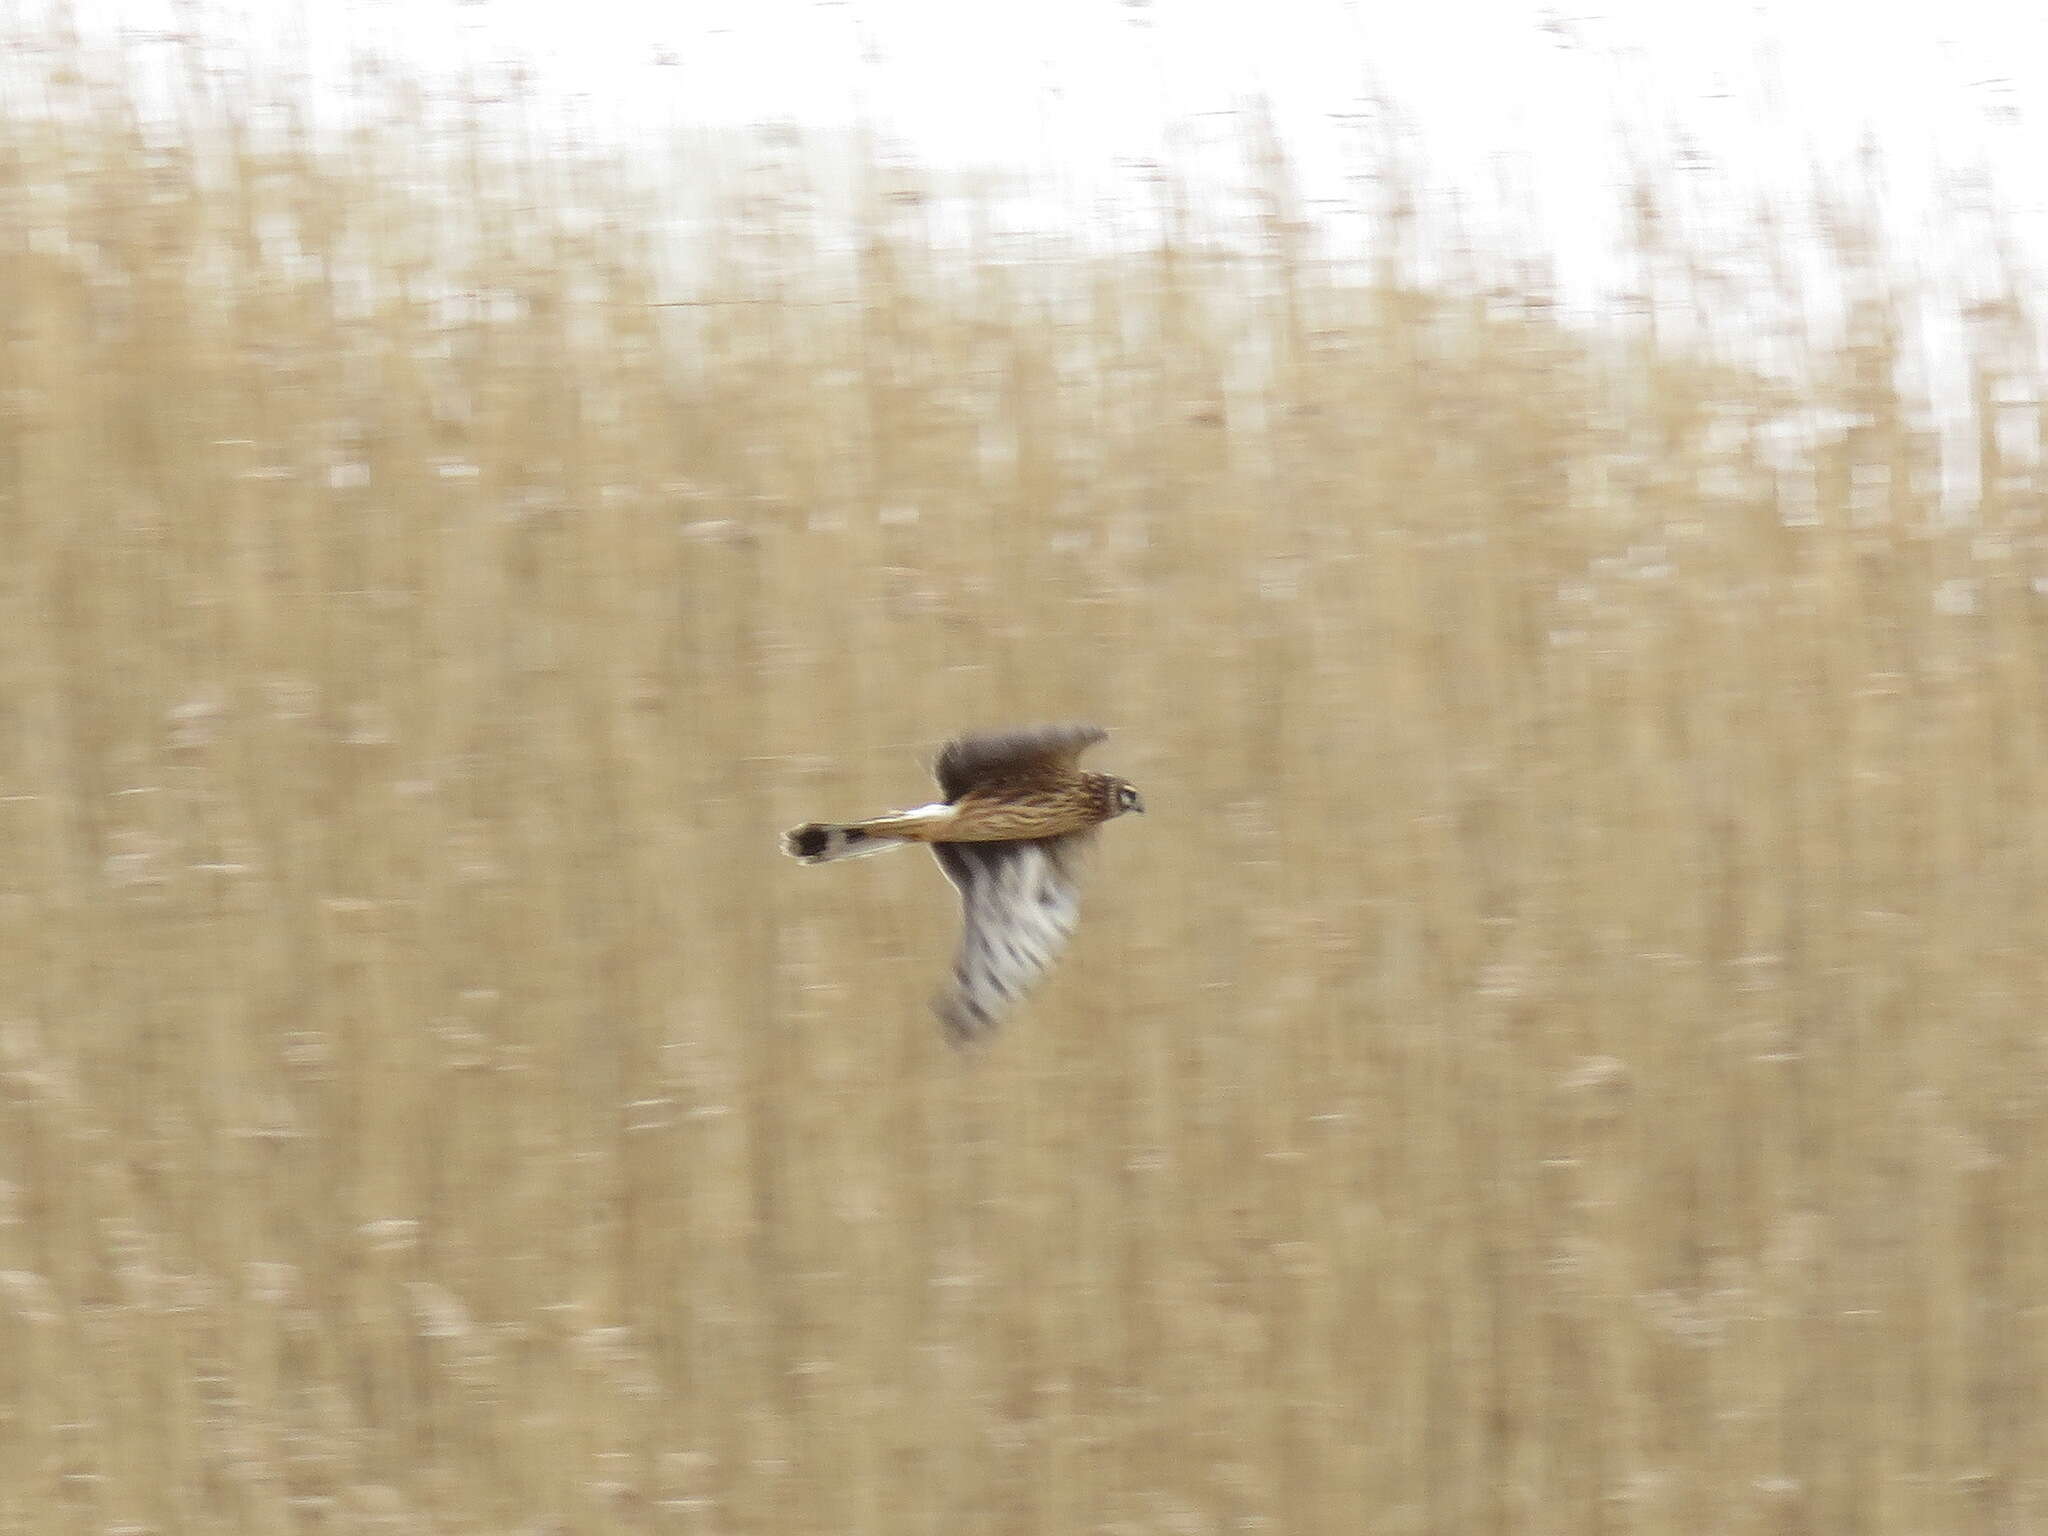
[782,723,1143,1043]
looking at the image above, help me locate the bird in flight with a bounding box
[782,723,1143,1043]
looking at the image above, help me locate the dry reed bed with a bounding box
[2,39,2047,1536]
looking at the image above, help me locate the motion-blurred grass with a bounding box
[5,27,2048,1536]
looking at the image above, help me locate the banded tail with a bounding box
[781,803,956,865]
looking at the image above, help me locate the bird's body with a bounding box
[781,723,1142,1042]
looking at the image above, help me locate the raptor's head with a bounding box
[1109,777,1145,817]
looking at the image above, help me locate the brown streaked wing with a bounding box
[929,831,1095,1043]
[932,723,1108,801]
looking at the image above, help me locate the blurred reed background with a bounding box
[4,13,2048,1535]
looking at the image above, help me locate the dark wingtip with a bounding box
[934,995,997,1050]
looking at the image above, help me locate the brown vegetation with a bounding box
[4,30,2047,1536]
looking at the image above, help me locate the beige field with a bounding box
[4,34,2048,1536]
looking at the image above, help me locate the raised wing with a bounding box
[933,723,1108,801]
[929,834,1093,1043]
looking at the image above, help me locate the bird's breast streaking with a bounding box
[780,723,1143,1043]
